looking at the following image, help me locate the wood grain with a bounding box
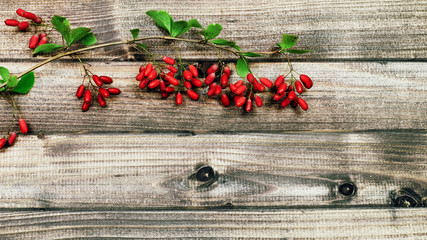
[0,0,426,60]
[0,209,426,239]
[0,132,425,209]
[1,61,426,134]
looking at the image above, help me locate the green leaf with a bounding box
[210,38,241,51]
[33,44,63,55]
[6,75,18,89]
[81,33,97,46]
[188,19,203,29]
[242,52,265,57]
[171,20,190,37]
[146,10,173,35]
[200,24,222,41]
[11,72,35,94]
[130,29,140,39]
[236,57,250,78]
[0,67,10,82]
[284,49,313,54]
[70,27,91,45]
[278,34,298,50]
[136,43,147,50]
[51,15,71,45]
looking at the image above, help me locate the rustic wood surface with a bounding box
[0,0,426,239]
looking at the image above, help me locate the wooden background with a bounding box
[1,0,426,238]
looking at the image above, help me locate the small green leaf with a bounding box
[81,33,97,46]
[6,75,18,89]
[33,44,63,55]
[236,57,250,78]
[146,10,173,35]
[136,43,147,50]
[201,24,222,41]
[171,20,190,37]
[11,72,35,94]
[70,27,91,45]
[284,49,313,54]
[51,15,71,45]
[0,67,10,82]
[278,34,298,50]
[210,38,241,51]
[130,29,140,39]
[188,19,203,29]
[242,52,265,57]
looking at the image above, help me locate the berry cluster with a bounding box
[137,56,201,105]
[76,75,121,112]
[272,74,313,110]
[4,9,47,49]
[0,118,28,150]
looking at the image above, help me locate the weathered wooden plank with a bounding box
[0,132,425,208]
[1,0,426,60]
[0,209,426,239]
[1,61,426,134]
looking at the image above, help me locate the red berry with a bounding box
[300,74,313,89]
[176,92,182,105]
[92,75,103,87]
[0,138,5,150]
[214,85,222,95]
[159,80,166,91]
[235,80,244,87]
[17,21,29,31]
[184,81,192,89]
[100,76,113,84]
[5,19,20,26]
[7,132,17,146]
[144,63,153,77]
[161,92,170,99]
[33,17,42,24]
[99,88,110,98]
[191,78,203,87]
[281,98,291,108]
[37,36,48,47]
[255,95,263,107]
[223,66,231,77]
[273,93,285,101]
[167,71,175,77]
[287,91,297,101]
[162,56,175,65]
[107,88,121,95]
[187,89,199,100]
[235,85,247,95]
[76,85,85,98]
[235,96,246,107]
[82,102,90,112]
[221,94,230,107]
[209,82,217,90]
[247,73,256,83]
[19,118,28,134]
[139,66,145,73]
[259,77,273,88]
[97,94,106,107]
[295,81,304,94]
[148,79,160,89]
[220,74,228,88]
[245,99,253,112]
[139,79,149,89]
[205,72,215,85]
[183,70,192,80]
[164,75,179,86]
[147,70,158,81]
[275,75,285,88]
[207,64,218,74]
[38,32,46,38]
[165,86,175,93]
[291,98,299,108]
[84,89,91,103]
[255,83,265,92]
[277,83,288,95]
[167,65,177,73]
[229,83,237,93]
[136,72,144,81]
[298,98,308,110]
[28,34,39,49]
[207,85,216,96]
[16,9,25,17]
[23,11,37,20]
[188,65,198,77]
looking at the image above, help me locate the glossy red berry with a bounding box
[33,17,42,24]
[205,73,215,85]
[28,34,39,49]
[235,80,244,87]
[19,119,28,134]
[76,85,85,98]
[144,63,153,77]
[298,98,308,110]
[167,65,177,73]
[148,79,160,89]
[82,102,90,112]
[184,81,192,89]
[223,66,231,77]
[164,75,179,86]
[176,92,183,105]
[221,94,230,107]
[235,85,247,95]
[165,87,175,93]
[37,36,47,47]
[229,83,237,93]
[191,78,203,87]
[273,93,285,101]
[188,65,198,77]
[161,92,170,99]
[277,83,288,95]
[275,75,285,88]
[17,21,29,31]
[162,56,175,65]
[159,80,166,91]
[107,88,121,95]
[23,11,37,20]
[84,89,91,103]
[291,98,299,108]
[214,85,222,95]
[260,77,273,88]
[0,138,5,150]
[255,95,263,107]
[100,76,113,84]
[207,64,218,74]
[187,89,199,100]
[220,74,228,88]
[139,79,149,89]
[16,9,25,17]
[99,88,110,98]
[247,73,256,83]
[139,66,145,73]
[255,83,265,92]
[7,132,17,146]
[295,81,304,94]
[183,70,192,80]
[136,72,144,81]
[235,96,246,107]
[97,94,106,107]
[92,75,103,87]
[5,19,20,26]
[147,70,158,81]
[245,99,253,112]
[281,98,291,108]
[287,91,297,101]
[300,74,313,89]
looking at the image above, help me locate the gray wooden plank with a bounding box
[0,0,426,60]
[1,61,426,134]
[0,132,425,208]
[0,209,426,239]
